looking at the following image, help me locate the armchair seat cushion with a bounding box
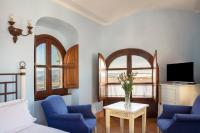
[157,119,173,131]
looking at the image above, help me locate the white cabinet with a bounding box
[158,84,200,115]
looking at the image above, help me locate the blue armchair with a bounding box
[41,95,96,133]
[157,95,200,133]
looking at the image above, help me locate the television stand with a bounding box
[166,81,196,85]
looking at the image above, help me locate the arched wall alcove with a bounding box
[34,16,80,124]
[35,16,79,49]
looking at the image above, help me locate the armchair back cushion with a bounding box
[191,96,200,114]
[42,95,68,118]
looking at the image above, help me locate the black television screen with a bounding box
[167,62,194,82]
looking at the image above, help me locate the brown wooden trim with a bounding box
[35,65,64,68]
[34,34,67,101]
[35,65,46,67]
[15,74,18,99]
[0,81,16,84]
[46,40,51,94]
[98,53,108,100]
[100,97,154,100]
[0,92,17,95]
[35,34,66,57]
[154,50,159,103]
[132,67,152,70]
[64,44,79,89]
[106,48,153,68]
[19,73,26,75]
[35,89,68,101]
[107,82,153,85]
[51,65,64,68]
[108,67,152,70]
[108,68,127,70]
[127,55,132,74]
[5,83,7,102]
[0,73,22,75]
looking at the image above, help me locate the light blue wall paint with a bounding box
[100,10,200,83]
[0,0,102,121]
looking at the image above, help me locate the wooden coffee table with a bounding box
[103,102,149,133]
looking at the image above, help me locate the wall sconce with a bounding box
[8,16,33,43]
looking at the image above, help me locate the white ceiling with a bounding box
[53,0,200,25]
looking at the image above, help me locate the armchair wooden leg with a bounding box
[94,127,97,133]
[157,127,161,133]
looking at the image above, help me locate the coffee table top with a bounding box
[103,102,149,113]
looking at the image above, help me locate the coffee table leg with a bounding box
[129,118,135,133]
[106,110,110,133]
[142,109,147,133]
[120,118,124,133]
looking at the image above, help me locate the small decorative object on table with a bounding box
[118,72,137,108]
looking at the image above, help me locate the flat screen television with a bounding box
[167,62,194,82]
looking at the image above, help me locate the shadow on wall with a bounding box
[35,16,78,49]
[33,16,79,125]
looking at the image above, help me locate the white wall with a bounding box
[100,10,200,83]
[0,0,102,119]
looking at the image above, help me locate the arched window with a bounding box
[105,49,156,98]
[98,48,159,116]
[34,34,67,100]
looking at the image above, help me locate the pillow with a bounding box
[0,99,36,132]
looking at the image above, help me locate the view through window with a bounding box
[34,34,66,100]
[107,54,153,98]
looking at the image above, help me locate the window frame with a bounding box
[105,48,154,98]
[34,34,67,100]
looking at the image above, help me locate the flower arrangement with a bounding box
[118,72,137,106]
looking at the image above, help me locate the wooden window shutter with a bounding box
[64,44,79,88]
[153,50,159,102]
[98,53,107,100]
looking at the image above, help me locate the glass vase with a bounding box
[124,91,131,108]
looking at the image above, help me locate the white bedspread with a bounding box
[15,123,68,133]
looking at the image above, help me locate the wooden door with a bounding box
[64,45,79,88]
[153,50,159,102]
[98,53,107,100]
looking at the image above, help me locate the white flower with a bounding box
[127,81,130,84]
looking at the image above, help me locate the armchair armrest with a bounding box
[173,114,200,122]
[50,113,84,121]
[67,104,96,118]
[158,104,192,119]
